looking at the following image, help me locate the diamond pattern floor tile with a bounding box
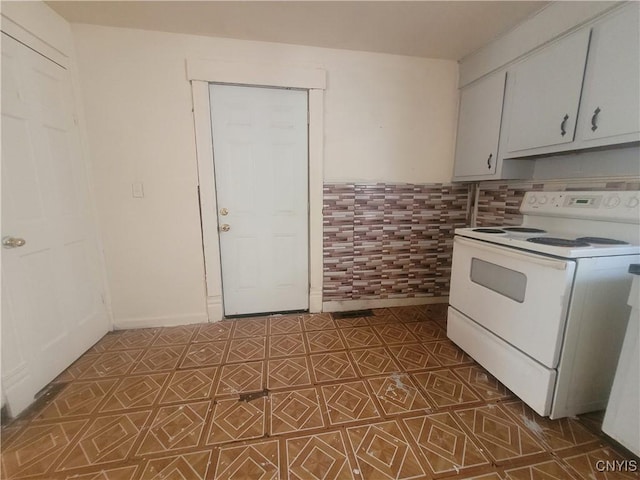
[271,388,324,434]
[305,330,346,353]
[2,305,632,480]
[403,412,489,475]
[131,345,185,374]
[405,321,447,342]
[33,379,118,421]
[180,341,226,368]
[321,380,380,425]
[138,450,211,480]
[216,361,264,395]
[159,367,218,403]
[269,315,302,335]
[350,347,400,377]
[78,350,144,379]
[334,317,369,328]
[193,322,232,342]
[453,365,513,402]
[367,374,431,415]
[61,465,140,480]
[214,439,280,480]
[56,412,150,471]
[502,400,598,452]
[109,329,159,350]
[301,313,336,331]
[233,318,268,338]
[413,368,481,408]
[226,337,266,363]
[454,405,546,463]
[152,325,197,346]
[373,323,418,345]
[269,333,307,358]
[424,340,473,366]
[347,420,426,480]
[207,397,266,445]
[1,420,87,479]
[366,312,399,325]
[268,357,312,389]
[392,306,431,322]
[286,431,354,480]
[310,352,358,383]
[100,373,169,412]
[504,460,578,480]
[341,327,383,348]
[136,401,208,455]
[388,343,442,371]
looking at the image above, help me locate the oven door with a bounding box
[449,236,576,368]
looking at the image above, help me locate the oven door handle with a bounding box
[455,236,569,270]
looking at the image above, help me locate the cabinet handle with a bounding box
[487,153,493,170]
[591,107,601,131]
[560,114,569,137]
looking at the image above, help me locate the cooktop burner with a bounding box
[503,227,547,233]
[473,228,505,234]
[576,237,629,245]
[526,237,591,247]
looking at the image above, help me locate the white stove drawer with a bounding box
[447,307,556,417]
[449,236,576,368]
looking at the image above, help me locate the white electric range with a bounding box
[447,190,640,419]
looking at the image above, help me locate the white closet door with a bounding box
[209,84,309,316]
[1,34,108,415]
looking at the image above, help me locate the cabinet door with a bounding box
[453,72,505,178]
[504,28,591,154]
[579,4,640,144]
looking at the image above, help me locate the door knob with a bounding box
[220,224,230,232]
[2,236,26,248]
[220,208,229,216]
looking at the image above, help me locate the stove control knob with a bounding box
[604,195,621,208]
[527,195,537,205]
[538,195,548,205]
[626,196,639,208]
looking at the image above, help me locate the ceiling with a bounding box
[47,1,550,60]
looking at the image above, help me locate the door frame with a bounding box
[188,59,326,321]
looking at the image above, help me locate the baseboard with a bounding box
[113,313,209,330]
[309,290,323,313]
[322,296,449,312]
[207,296,224,323]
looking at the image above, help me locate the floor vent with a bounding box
[332,309,374,319]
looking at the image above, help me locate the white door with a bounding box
[209,84,309,316]
[1,34,109,415]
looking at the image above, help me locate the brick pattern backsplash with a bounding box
[475,178,640,227]
[323,183,471,301]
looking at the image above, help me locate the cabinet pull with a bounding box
[591,107,601,131]
[487,153,493,170]
[560,114,569,136]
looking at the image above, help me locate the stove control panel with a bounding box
[521,191,640,223]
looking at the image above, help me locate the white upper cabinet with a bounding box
[577,4,640,146]
[503,28,591,155]
[453,72,505,179]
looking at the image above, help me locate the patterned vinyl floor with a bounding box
[1,305,637,479]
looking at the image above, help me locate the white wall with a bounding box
[70,24,458,327]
